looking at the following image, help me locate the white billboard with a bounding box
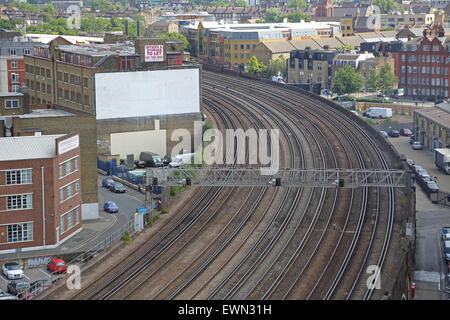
[95,68,200,120]
[145,45,163,62]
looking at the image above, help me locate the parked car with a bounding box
[412,165,424,173]
[409,136,415,144]
[102,177,114,189]
[139,152,164,167]
[444,241,450,261]
[388,129,400,137]
[379,130,388,138]
[47,259,67,274]
[418,170,432,181]
[0,288,17,300]
[412,141,423,150]
[109,182,126,193]
[400,128,413,136]
[7,280,30,298]
[103,201,119,213]
[443,227,450,241]
[426,180,439,193]
[406,159,414,167]
[2,262,24,280]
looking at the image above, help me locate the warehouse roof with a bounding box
[0,134,65,161]
[414,105,450,129]
[259,40,296,53]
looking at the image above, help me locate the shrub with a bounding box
[122,230,131,244]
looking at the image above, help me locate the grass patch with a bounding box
[170,185,188,197]
[365,118,376,126]
[122,230,132,244]
[383,118,398,125]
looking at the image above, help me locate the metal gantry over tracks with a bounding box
[146,167,410,189]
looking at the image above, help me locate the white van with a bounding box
[169,153,196,168]
[363,107,392,119]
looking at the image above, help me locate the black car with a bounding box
[109,182,126,193]
[388,129,400,137]
[102,177,114,188]
[7,280,30,297]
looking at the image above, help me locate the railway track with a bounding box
[43,70,406,300]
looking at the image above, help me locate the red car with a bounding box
[47,259,67,274]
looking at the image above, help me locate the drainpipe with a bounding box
[41,165,45,247]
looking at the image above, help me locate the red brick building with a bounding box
[0,133,82,253]
[392,36,450,99]
[7,58,25,93]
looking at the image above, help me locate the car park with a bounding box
[2,262,24,280]
[104,201,119,213]
[47,259,67,274]
[388,129,400,137]
[426,180,439,193]
[102,177,114,189]
[400,128,412,136]
[109,182,126,193]
[7,280,30,298]
[379,131,388,138]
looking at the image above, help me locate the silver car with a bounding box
[445,241,450,261]
[412,141,423,150]
[426,180,439,193]
[379,131,388,138]
[2,263,24,280]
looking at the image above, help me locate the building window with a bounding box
[8,49,16,56]
[60,215,64,233]
[10,61,18,68]
[83,77,88,88]
[47,85,51,95]
[5,99,19,109]
[23,49,31,55]
[59,179,80,203]
[83,95,89,105]
[10,73,19,83]
[11,85,19,93]
[60,206,80,234]
[6,169,32,185]
[57,72,62,81]
[64,73,68,83]
[6,194,33,210]
[7,223,33,243]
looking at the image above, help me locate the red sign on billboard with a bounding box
[145,45,164,62]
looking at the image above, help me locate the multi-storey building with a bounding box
[379,12,435,29]
[391,35,450,100]
[413,104,450,150]
[0,39,43,93]
[0,133,82,253]
[287,49,338,92]
[193,20,342,68]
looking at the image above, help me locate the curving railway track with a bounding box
[43,69,411,301]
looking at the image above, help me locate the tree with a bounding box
[365,64,397,96]
[372,0,395,14]
[236,0,249,7]
[249,56,266,74]
[157,32,192,53]
[365,69,378,92]
[286,0,307,8]
[263,55,286,78]
[336,44,354,52]
[332,65,363,96]
[264,8,283,23]
[285,11,309,22]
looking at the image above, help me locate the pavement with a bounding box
[387,134,450,300]
[0,174,145,263]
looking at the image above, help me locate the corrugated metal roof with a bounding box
[0,134,64,161]
[415,106,450,129]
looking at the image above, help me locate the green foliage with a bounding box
[157,32,191,52]
[372,0,395,13]
[336,44,354,51]
[202,120,214,133]
[236,0,249,7]
[285,11,309,22]
[286,0,307,8]
[122,230,131,244]
[263,55,286,78]
[248,56,266,74]
[0,18,24,31]
[91,0,117,12]
[383,118,398,125]
[161,208,169,214]
[264,8,283,23]
[365,64,397,97]
[8,1,39,13]
[332,65,363,96]
[170,185,187,197]
[146,212,160,226]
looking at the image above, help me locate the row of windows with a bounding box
[401,65,448,75]
[6,194,33,210]
[7,48,32,56]
[26,80,52,94]
[5,169,31,185]
[407,87,449,97]
[59,180,80,203]
[60,206,80,234]
[25,64,51,78]
[57,72,89,88]
[59,157,79,179]
[401,77,448,86]
[402,54,450,63]
[57,88,89,105]
[7,223,33,243]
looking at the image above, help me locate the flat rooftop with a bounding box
[0,134,65,161]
